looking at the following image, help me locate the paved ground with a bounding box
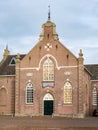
[0,116,98,130]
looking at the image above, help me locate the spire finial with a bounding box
[79,49,83,57]
[6,44,8,50]
[3,44,10,59]
[48,5,50,20]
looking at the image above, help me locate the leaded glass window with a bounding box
[64,81,72,104]
[26,83,33,104]
[93,87,97,106]
[43,58,54,81]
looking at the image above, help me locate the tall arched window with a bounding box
[43,58,54,81]
[26,83,33,104]
[92,87,97,106]
[0,88,7,106]
[64,81,72,104]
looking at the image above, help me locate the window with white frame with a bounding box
[26,83,33,104]
[9,57,16,66]
[43,57,54,81]
[92,87,97,106]
[64,81,72,104]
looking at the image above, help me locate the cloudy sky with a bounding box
[0,0,98,64]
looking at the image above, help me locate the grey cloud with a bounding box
[0,0,98,64]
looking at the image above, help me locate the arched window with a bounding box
[26,83,33,104]
[92,87,97,106]
[0,88,7,106]
[43,58,54,81]
[64,81,72,104]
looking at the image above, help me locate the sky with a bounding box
[0,0,98,64]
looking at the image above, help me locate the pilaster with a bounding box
[15,53,20,116]
[78,49,84,115]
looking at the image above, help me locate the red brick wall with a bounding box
[0,20,92,117]
[15,36,82,116]
[0,76,15,115]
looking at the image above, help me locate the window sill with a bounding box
[63,103,73,106]
[25,103,33,105]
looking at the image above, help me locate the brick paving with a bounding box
[0,116,98,130]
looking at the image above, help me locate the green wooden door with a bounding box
[44,100,53,115]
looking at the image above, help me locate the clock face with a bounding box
[44,43,52,51]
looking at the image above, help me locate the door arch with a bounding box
[43,93,54,115]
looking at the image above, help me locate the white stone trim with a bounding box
[57,66,77,70]
[43,93,54,100]
[26,73,33,77]
[17,65,78,71]
[16,54,78,71]
[0,86,8,94]
[9,57,16,66]
[0,75,15,77]
[91,80,98,81]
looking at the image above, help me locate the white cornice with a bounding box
[0,75,15,77]
[16,54,78,71]
[16,65,78,71]
[91,80,98,82]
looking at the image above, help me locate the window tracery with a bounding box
[64,81,72,104]
[43,58,54,81]
[92,87,97,106]
[26,83,33,104]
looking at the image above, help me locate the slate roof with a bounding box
[0,54,25,76]
[85,64,98,80]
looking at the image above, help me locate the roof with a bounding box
[0,54,25,76]
[85,64,98,80]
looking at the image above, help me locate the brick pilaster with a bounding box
[15,54,20,116]
[78,49,84,115]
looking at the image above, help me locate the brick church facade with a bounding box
[0,16,98,118]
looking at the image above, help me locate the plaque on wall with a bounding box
[42,81,55,87]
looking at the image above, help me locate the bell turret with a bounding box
[39,6,59,41]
